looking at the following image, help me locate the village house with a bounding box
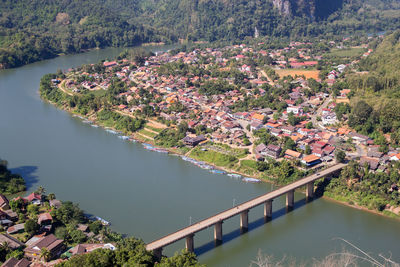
[69,243,116,256]
[286,106,303,115]
[301,154,322,167]
[250,121,264,131]
[0,234,24,249]
[285,149,302,160]
[281,125,296,135]
[49,199,62,209]
[7,223,25,235]
[348,132,370,145]
[1,257,30,267]
[24,234,65,261]
[182,135,206,147]
[360,157,380,171]
[0,194,10,210]
[38,213,53,226]
[322,112,337,125]
[264,144,282,159]
[24,193,42,205]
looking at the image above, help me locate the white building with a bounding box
[286,106,303,115]
[322,113,337,125]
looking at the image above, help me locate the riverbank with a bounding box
[49,97,400,220]
[323,194,400,221]
[40,69,400,225]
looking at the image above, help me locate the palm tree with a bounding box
[35,186,45,195]
[40,247,51,262]
[48,193,56,200]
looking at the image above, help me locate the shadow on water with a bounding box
[195,197,310,256]
[194,176,336,256]
[10,166,39,190]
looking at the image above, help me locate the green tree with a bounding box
[48,193,56,200]
[27,204,39,216]
[53,201,85,225]
[35,186,45,195]
[24,219,39,236]
[305,145,311,155]
[348,101,372,127]
[159,250,203,267]
[70,230,87,244]
[89,221,103,235]
[9,199,24,213]
[40,247,51,262]
[335,150,346,163]
[55,226,69,241]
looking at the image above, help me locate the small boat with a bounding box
[118,135,130,140]
[143,144,156,151]
[211,169,226,174]
[227,173,242,179]
[82,120,92,124]
[154,148,169,154]
[91,124,99,128]
[105,129,118,134]
[242,177,261,183]
[95,216,110,226]
[199,164,213,170]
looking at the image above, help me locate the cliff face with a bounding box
[272,0,343,20]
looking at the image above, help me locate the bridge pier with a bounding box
[145,164,346,258]
[153,248,163,261]
[264,200,272,221]
[306,181,314,201]
[240,210,249,233]
[185,234,194,253]
[214,221,223,244]
[286,190,294,211]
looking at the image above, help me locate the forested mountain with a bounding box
[0,0,171,69]
[1,0,400,68]
[345,30,400,144]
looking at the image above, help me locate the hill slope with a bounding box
[1,0,400,68]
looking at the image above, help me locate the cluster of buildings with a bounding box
[0,193,115,267]
[62,41,393,171]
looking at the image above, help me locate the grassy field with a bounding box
[189,147,238,168]
[145,125,163,133]
[236,160,259,176]
[275,69,320,80]
[325,47,365,58]
[207,143,249,158]
[138,129,158,138]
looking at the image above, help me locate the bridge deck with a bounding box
[146,163,346,251]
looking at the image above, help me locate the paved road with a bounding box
[146,163,346,251]
[311,96,331,130]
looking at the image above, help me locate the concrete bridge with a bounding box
[146,163,346,259]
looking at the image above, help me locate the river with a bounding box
[0,47,399,266]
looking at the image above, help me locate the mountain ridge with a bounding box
[1,0,400,68]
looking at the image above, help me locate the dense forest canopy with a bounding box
[344,30,400,144]
[1,0,400,68]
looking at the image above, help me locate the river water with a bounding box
[0,47,399,266]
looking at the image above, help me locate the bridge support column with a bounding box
[264,200,272,221]
[306,181,314,201]
[240,210,249,233]
[214,221,223,243]
[153,248,163,261]
[185,234,194,253]
[286,190,294,211]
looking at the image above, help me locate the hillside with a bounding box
[1,0,400,68]
[0,0,171,69]
[345,30,400,143]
